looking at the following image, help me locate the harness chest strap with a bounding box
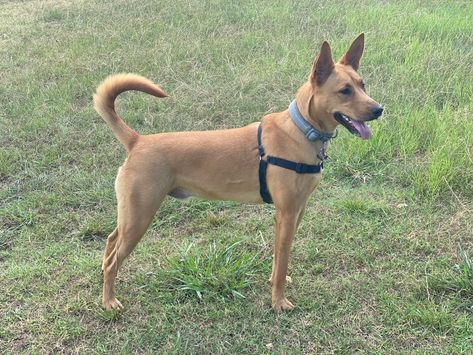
[257,122,323,204]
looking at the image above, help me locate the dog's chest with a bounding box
[309,172,322,192]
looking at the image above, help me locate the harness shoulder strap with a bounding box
[257,123,265,158]
[257,123,273,203]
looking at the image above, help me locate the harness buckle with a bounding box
[258,145,265,160]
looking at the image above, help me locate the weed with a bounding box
[165,240,262,300]
[452,244,473,295]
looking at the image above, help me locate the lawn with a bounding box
[1,0,472,353]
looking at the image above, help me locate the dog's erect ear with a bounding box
[310,41,334,86]
[339,33,364,71]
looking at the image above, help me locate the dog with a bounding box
[94,33,383,312]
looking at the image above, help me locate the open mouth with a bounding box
[333,112,371,140]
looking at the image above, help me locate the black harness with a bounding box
[257,122,324,204]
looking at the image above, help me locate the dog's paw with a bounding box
[272,297,294,313]
[103,298,123,311]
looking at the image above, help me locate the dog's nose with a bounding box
[371,105,384,119]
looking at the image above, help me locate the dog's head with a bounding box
[299,33,383,139]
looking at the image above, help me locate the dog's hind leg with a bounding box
[102,170,169,310]
[102,227,118,272]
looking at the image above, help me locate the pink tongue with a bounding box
[351,121,371,140]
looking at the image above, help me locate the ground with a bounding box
[1,0,472,353]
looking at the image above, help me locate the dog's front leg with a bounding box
[269,205,306,286]
[270,208,300,312]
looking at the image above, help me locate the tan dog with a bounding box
[95,33,383,312]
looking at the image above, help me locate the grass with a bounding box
[1,0,472,352]
[454,244,473,294]
[428,244,473,300]
[165,240,263,300]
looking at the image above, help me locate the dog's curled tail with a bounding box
[93,74,168,151]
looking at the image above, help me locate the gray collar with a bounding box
[288,100,337,143]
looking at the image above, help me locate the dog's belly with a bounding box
[169,181,261,204]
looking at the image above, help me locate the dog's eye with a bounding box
[339,87,351,95]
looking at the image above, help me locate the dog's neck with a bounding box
[277,110,329,163]
[295,82,338,134]
[288,100,335,143]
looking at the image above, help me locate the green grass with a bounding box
[1,0,473,352]
[428,244,473,300]
[454,244,473,294]
[165,240,263,300]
